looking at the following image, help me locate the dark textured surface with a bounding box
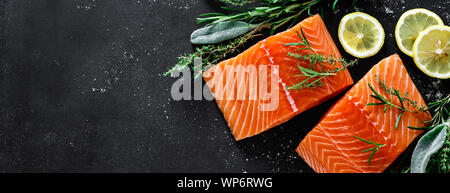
[0,0,448,172]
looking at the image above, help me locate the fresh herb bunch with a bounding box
[205,0,359,33]
[218,0,256,6]
[411,95,450,173]
[165,0,359,78]
[217,0,357,11]
[354,136,386,166]
[284,28,357,90]
[367,75,428,130]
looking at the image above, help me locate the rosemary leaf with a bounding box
[366,103,384,106]
[395,111,404,130]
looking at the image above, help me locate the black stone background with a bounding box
[0,0,449,172]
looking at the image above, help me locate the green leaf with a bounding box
[411,123,448,173]
[408,126,432,130]
[332,0,339,11]
[366,103,384,106]
[384,106,390,112]
[190,21,256,45]
[284,42,306,46]
[198,13,226,17]
[395,111,404,130]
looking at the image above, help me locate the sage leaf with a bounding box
[191,21,256,45]
[411,123,448,173]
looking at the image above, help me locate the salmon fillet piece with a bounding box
[296,54,431,173]
[203,15,354,140]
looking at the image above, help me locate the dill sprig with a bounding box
[163,24,266,78]
[354,136,386,166]
[284,28,357,90]
[367,76,428,130]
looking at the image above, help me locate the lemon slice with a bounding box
[395,8,444,57]
[413,25,450,79]
[338,12,385,58]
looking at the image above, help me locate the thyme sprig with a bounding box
[163,24,267,78]
[284,28,357,90]
[367,76,428,130]
[354,136,386,166]
[368,80,449,173]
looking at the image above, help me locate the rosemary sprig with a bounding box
[367,76,428,130]
[198,0,324,34]
[202,0,360,32]
[284,28,357,90]
[332,0,359,11]
[354,136,386,166]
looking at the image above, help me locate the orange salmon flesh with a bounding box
[296,54,431,173]
[203,15,354,141]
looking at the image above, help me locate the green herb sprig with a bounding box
[367,77,449,173]
[284,28,357,90]
[367,76,428,130]
[218,0,298,6]
[219,0,357,9]
[164,24,267,78]
[198,0,325,34]
[409,95,449,173]
[354,136,386,166]
[165,0,360,79]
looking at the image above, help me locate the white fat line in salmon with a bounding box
[170,58,280,111]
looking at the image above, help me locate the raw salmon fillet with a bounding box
[296,54,431,173]
[203,15,353,140]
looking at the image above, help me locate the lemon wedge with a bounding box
[413,25,450,79]
[395,8,444,57]
[338,12,385,58]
